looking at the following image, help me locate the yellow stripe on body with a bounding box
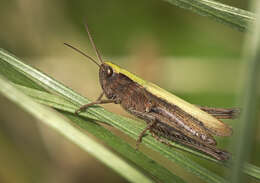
[105,61,232,136]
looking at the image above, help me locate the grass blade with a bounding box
[244,163,260,180]
[16,84,260,182]
[14,84,185,183]
[162,0,255,31]
[0,75,156,183]
[230,1,260,183]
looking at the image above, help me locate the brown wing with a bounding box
[150,105,217,146]
[144,82,233,136]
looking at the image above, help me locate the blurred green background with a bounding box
[0,0,259,183]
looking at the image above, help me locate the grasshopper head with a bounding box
[99,62,120,100]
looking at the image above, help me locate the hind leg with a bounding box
[150,132,173,147]
[128,108,158,149]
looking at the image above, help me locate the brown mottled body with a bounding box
[98,64,235,161]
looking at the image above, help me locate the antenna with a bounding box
[85,23,104,64]
[64,43,100,67]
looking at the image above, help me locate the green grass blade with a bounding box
[230,1,260,183]
[0,75,156,183]
[244,163,260,180]
[14,84,185,183]
[162,0,255,31]
[16,84,260,182]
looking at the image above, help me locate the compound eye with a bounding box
[106,67,113,77]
